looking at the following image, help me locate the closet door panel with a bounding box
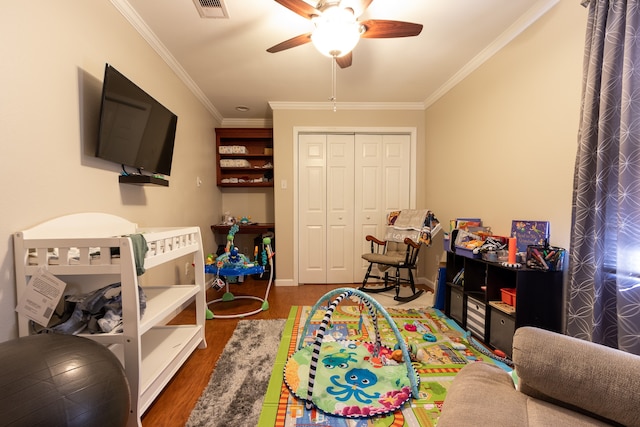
[382,134,411,211]
[384,167,404,209]
[327,224,349,280]
[326,134,354,283]
[301,225,326,278]
[354,135,384,281]
[354,134,411,281]
[356,166,381,276]
[298,134,327,283]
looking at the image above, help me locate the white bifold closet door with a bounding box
[298,133,410,284]
[298,134,355,283]
[354,133,411,281]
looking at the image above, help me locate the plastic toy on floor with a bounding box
[465,331,514,367]
[284,288,420,418]
[205,224,274,318]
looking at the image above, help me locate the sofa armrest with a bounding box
[513,326,640,427]
[438,362,528,427]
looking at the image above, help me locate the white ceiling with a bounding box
[118,0,559,125]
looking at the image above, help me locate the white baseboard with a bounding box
[417,276,436,292]
[275,278,297,287]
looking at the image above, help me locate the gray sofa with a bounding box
[438,326,640,427]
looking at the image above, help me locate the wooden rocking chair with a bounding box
[359,209,439,303]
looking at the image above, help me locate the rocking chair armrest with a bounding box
[366,235,387,246]
[366,235,387,254]
[403,237,421,249]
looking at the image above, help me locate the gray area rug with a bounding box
[186,319,286,427]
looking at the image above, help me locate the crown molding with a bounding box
[220,118,274,128]
[269,101,426,111]
[110,0,223,123]
[424,0,559,108]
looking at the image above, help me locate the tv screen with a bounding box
[96,64,178,176]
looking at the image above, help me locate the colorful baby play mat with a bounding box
[284,289,418,418]
[285,339,416,418]
[259,292,511,427]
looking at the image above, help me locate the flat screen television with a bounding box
[96,64,178,176]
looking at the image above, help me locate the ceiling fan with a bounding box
[267,0,423,68]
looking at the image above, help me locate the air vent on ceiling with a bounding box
[193,0,229,19]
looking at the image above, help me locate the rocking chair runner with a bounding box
[359,209,440,303]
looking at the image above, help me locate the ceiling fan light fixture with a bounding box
[311,6,361,58]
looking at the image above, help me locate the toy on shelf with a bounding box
[221,211,235,226]
[205,224,275,319]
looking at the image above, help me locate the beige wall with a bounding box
[424,1,585,250]
[0,1,220,341]
[220,189,275,224]
[272,108,427,284]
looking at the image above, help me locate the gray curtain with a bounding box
[568,0,640,355]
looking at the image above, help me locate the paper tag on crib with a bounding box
[16,268,66,327]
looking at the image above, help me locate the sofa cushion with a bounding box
[526,397,614,426]
[438,361,616,427]
[437,362,528,427]
[513,327,640,427]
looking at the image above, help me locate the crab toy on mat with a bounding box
[283,288,420,418]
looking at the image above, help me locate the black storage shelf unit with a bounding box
[444,250,563,357]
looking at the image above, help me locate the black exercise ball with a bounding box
[0,334,130,427]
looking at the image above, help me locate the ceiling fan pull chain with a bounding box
[330,56,337,112]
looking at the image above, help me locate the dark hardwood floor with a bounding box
[141,278,352,427]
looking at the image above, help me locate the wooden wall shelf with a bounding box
[119,175,169,186]
[215,128,273,187]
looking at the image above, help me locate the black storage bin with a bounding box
[449,286,464,325]
[489,309,516,357]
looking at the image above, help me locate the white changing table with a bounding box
[13,213,208,427]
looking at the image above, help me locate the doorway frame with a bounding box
[292,126,418,285]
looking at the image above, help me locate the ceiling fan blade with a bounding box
[342,0,374,17]
[267,33,312,53]
[360,19,423,38]
[274,0,320,20]
[335,52,353,69]
[358,0,374,13]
